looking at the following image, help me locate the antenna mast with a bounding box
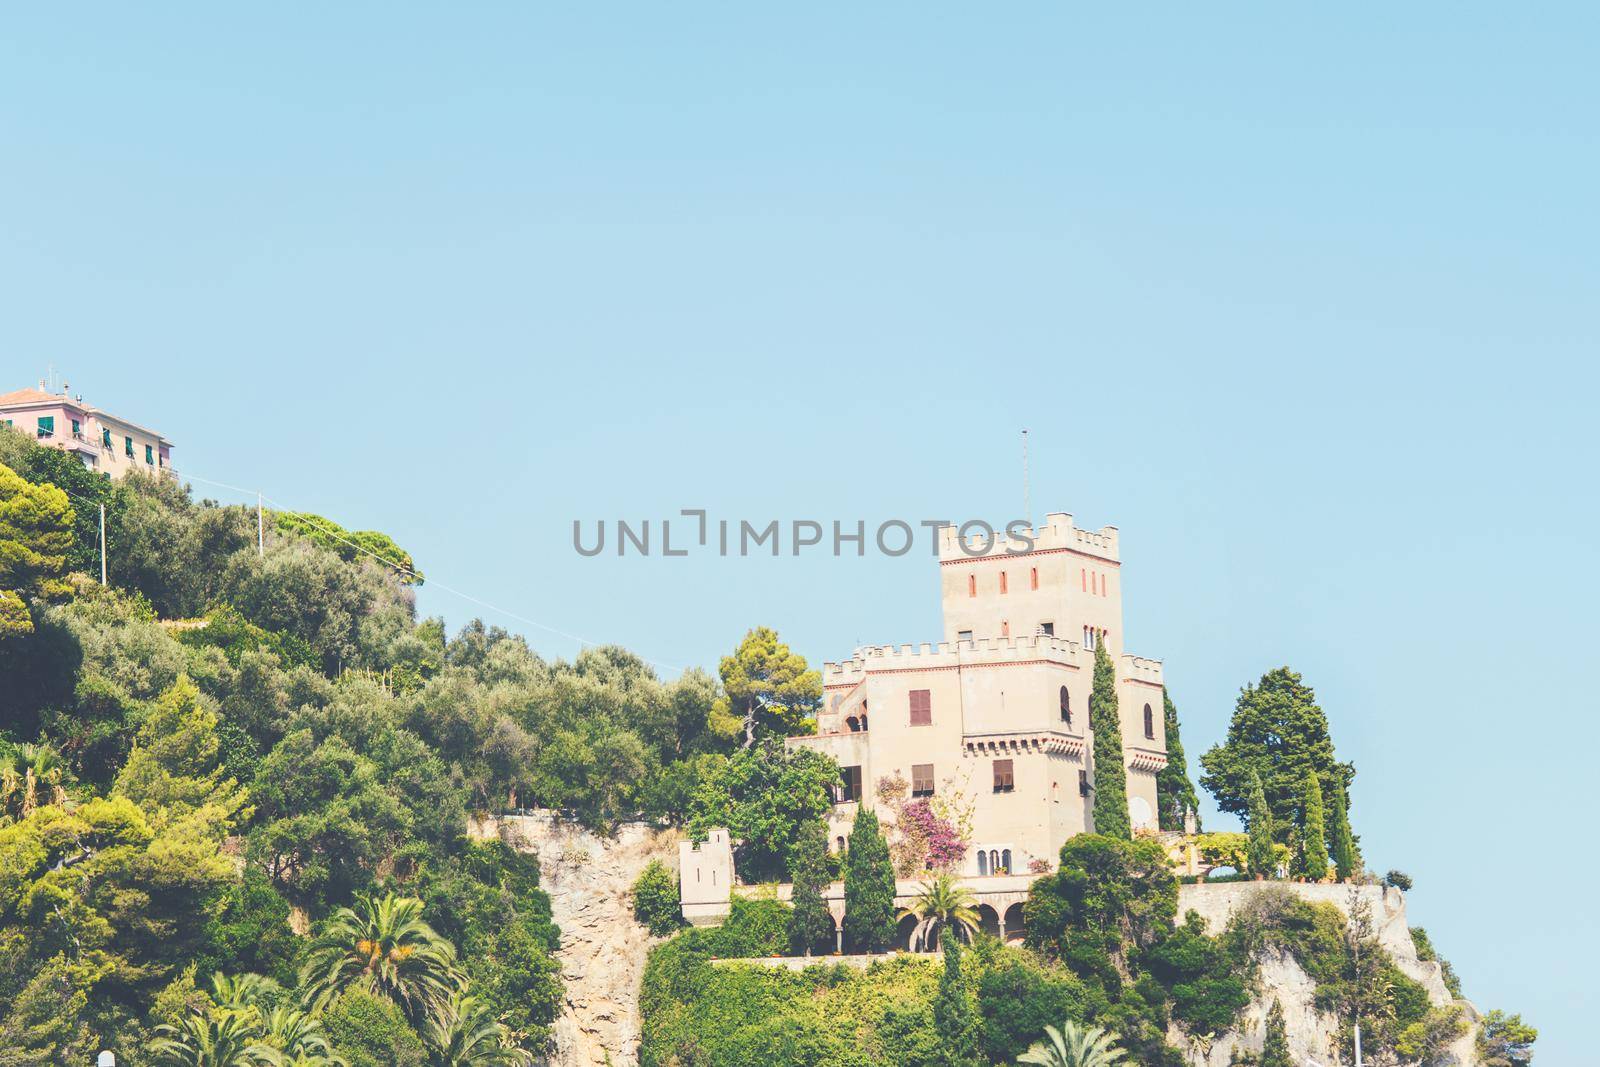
[1021,428,1031,526]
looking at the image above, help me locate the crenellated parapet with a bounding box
[936,511,1120,565]
[1118,653,1164,688]
[823,633,1084,685]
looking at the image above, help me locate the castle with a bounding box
[682,512,1171,942]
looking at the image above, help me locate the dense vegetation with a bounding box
[640,832,1479,1066]
[0,430,824,1063]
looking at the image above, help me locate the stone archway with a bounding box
[977,903,1001,940]
[1003,902,1026,943]
[895,912,921,951]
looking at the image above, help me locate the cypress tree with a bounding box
[1246,770,1276,879]
[1295,772,1328,882]
[841,807,896,952]
[1156,687,1200,831]
[1088,639,1130,840]
[1328,782,1359,882]
[1260,998,1291,1067]
[787,819,835,956]
[933,927,981,1067]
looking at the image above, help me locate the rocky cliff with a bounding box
[469,813,680,1067]
[1174,883,1479,1067]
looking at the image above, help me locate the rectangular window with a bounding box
[36,416,54,438]
[102,428,111,447]
[145,444,154,464]
[909,689,932,726]
[993,759,1014,793]
[1078,770,1090,797]
[1040,622,1054,637]
[124,436,134,457]
[838,765,863,803]
[912,763,935,797]
[999,572,1008,594]
[71,419,81,435]
[956,630,972,643]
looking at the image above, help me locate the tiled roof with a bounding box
[0,387,70,407]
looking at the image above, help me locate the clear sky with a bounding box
[4,5,1595,1057]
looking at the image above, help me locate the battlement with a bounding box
[1119,653,1164,687]
[823,633,1084,684]
[937,512,1120,564]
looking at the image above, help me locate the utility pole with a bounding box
[1354,1022,1363,1067]
[99,504,107,585]
[257,492,265,557]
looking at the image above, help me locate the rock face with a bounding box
[469,813,679,1067]
[1174,883,1479,1067]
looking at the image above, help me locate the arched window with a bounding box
[1030,567,1039,590]
[836,836,846,854]
[968,574,977,597]
[999,571,1008,594]
[978,851,988,876]
[1059,686,1071,724]
[1001,620,1010,637]
[1001,849,1012,873]
[859,712,869,731]
[847,716,861,733]
[1143,702,1155,739]
[989,849,1000,873]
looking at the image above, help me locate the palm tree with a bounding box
[896,873,980,952]
[261,1004,343,1065]
[211,972,284,1014]
[148,1010,283,1067]
[1017,1021,1126,1067]
[0,743,67,822]
[298,893,462,1024]
[424,995,530,1066]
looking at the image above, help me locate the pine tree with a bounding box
[1328,781,1359,882]
[787,819,835,956]
[934,927,981,1067]
[1246,770,1276,879]
[841,807,896,952]
[1295,772,1328,882]
[1156,687,1199,831]
[1260,998,1291,1067]
[1088,640,1130,840]
[1198,667,1354,837]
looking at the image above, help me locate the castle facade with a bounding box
[790,512,1168,879]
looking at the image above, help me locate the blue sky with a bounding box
[3,5,1595,1057]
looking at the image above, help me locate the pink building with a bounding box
[0,383,174,479]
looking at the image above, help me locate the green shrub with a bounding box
[717,897,792,957]
[632,859,682,937]
[320,989,428,1067]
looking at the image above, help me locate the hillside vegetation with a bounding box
[0,429,783,1064]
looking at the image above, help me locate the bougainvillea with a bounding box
[898,798,967,872]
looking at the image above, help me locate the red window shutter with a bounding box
[909,689,932,726]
